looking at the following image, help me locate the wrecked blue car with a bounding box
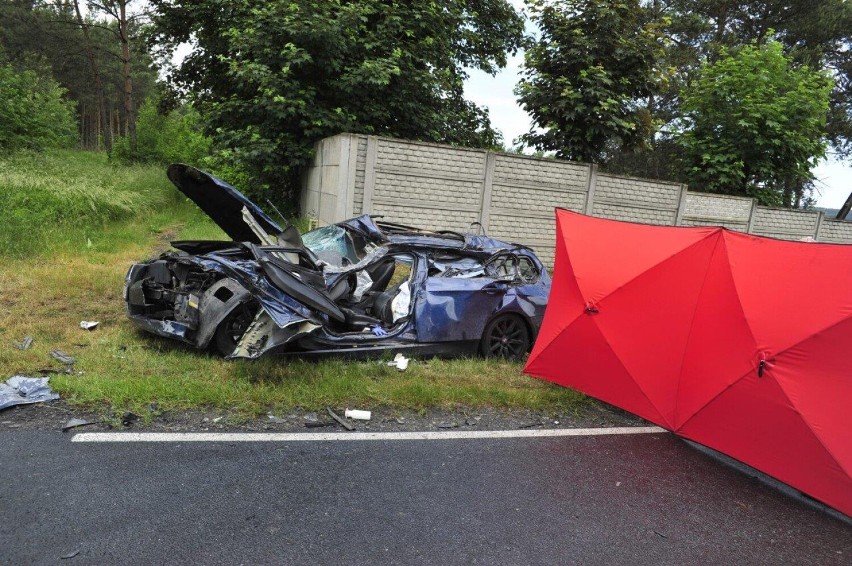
[124,164,551,360]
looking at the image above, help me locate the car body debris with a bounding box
[62,418,98,432]
[13,336,33,350]
[49,350,75,366]
[327,407,355,430]
[124,164,550,361]
[0,376,60,411]
[79,321,99,330]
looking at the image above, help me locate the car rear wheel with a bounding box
[212,302,258,356]
[480,314,530,361]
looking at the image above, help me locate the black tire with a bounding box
[212,302,258,356]
[480,314,530,361]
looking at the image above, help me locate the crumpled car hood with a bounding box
[167,164,283,244]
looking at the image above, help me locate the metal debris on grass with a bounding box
[0,376,60,411]
[13,336,33,350]
[49,350,75,366]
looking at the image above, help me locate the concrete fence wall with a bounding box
[301,134,851,265]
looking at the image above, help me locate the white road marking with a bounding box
[71,426,666,443]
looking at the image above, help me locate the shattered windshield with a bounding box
[302,225,361,267]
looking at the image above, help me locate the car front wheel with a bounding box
[212,302,258,356]
[480,314,530,361]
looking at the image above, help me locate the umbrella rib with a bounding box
[591,317,672,429]
[672,234,723,428]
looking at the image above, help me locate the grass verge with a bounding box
[0,150,586,419]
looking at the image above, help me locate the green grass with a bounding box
[0,150,585,418]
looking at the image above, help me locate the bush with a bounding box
[113,97,211,165]
[0,62,76,151]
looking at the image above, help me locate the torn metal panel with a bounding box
[0,376,60,411]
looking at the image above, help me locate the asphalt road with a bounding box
[1,431,849,565]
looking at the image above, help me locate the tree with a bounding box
[0,1,157,152]
[87,0,149,157]
[678,41,832,206]
[515,0,665,163]
[150,0,525,204]
[72,0,111,152]
[0,61,76,151]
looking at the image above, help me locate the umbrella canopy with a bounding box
[525,209,852,517]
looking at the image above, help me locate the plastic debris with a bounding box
[0,376,60,411]
[344,408,372,421]
[387,353,409,371]
[391,281,411,322]
[371,325,388,337]
[13,336,33,350]
[60,549,80,560]
[327,407,355,430]
[62,418,97,432]
[50,350,75,366]
[79,321,99,330]
[267,413,286,424]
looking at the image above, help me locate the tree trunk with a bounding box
[119,0,137,157]
[73,0,112,153]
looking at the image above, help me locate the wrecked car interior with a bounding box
[125,164,551,360]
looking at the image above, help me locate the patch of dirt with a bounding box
[150,225,183,256]
[0,399,647,434]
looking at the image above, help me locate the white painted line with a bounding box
[72,426,666,443]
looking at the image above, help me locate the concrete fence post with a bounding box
[479,151,496,231]
[814,211,825,241]
[584,163,598,215]
[362,135,378,214]
[675,184,689,226]
[746,199,759,234]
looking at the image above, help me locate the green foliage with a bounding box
[113,97,212,165]
[0,62,77,151]
[151,0,524,205]
[516,0,665,162]
[0,2,159,151]
[678,41,832,205]
[0,150,179,257]
[586,0,852,195]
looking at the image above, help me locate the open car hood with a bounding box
[167,164,283,244]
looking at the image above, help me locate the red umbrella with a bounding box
[525,209,852,517]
